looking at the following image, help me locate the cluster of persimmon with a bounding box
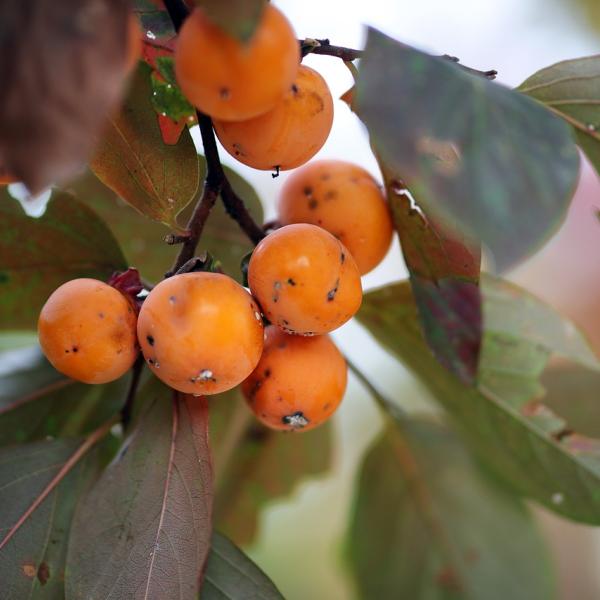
[36,6,395,432]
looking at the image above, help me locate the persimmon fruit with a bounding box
[137,272,264,395]
[175,5,299,121]
[242,326,347,431]
[37,278,138,384]
[248,224,362,335]
[278,160,394,274]
[214,65,334,171]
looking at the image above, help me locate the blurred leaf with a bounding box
[66,380,213,600]
[541,363,600,438]
[0,0,131,192]
[0,432,111,598]
[357,279,600,523]
[91,62,199,229]
[201,532,284,599]
[211,389,333,545]
[347,418,554,600]
[356,28,580,270]
[65,164,262,283]
[0,345,128,445]
[194,0,267,42]
[518,55,600,177]
[135,0,175,43]
[0,189,126,329]
[382,166,481,384]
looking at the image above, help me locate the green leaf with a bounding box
[151,57,195,122]
[66,380,213,600]
[357,279,600,523]
[0,189,126,329]
[356,28,580,270]
[518,55,600,178]
[134,0,175,42]
[0,435,110,598]
[0,345,128,445]
[194,0,267,43]
[201,532,284,599]
[346,418,555,599]
[64,163,263,284]
[381,164,481,383]
[211,389,333,545]
[91,62,199,229]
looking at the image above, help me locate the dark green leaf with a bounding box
[381,164,481,383]
[201,532,284,599]
[151,57,195,122]
[91,62,199,229]
[0,435,110,599]
[357,279,600,523]
[0,345,128,445]
[194,0,267,43]
[518,55,600,177]
[134,0,175,42]
[66,380,213,600]
[0,189,126,329]
[211,389,332,545]
[356,28,580,270]
[64,163,263,283]
[347,418,555,599]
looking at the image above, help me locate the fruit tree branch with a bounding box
[300,38,497,80]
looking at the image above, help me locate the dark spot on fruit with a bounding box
[308,199,318,209]
[317,219,323,225]
[98,312,105,319]
[72,346,78,353]
[325,190,337,200]
[147,358,154,365]
[291,83,299,94]
[340,252,346,264]
[287,278,296,286]
[324,402,331,410]
[219,86,230,99]
[327,279,340,302]
[277,396,283,402]
[282,411,310,428]
[146,335,155,346]
[37,562,50,586]
[264,368,271,378]
[320,173,330,181]
[303,186,313,196]
[169,295,176,304]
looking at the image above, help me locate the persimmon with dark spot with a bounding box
[137,272,264,394]
[248,223,362,335]
[175,5,299,121]
[278,159,394,274]
[38,278,138,384]
[242,326,347,431]
[214,65,334,171]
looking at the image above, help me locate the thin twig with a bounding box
[121,354,144,429]
[301,38,497,80]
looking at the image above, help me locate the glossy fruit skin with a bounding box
[175,5,299,121]
[278,160,394,274]
[214,65,334,171]
[137,272,264,395]
[248,224,362,335]
[38,279,138,384]
[242,326,347,431]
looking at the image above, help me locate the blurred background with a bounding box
[189,0,600,598]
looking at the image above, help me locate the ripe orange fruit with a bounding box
[214,65,334,171]
[175,5,299,121]
[137,272,264,395]
[248,224,362,335]
[38,279,138,384]
[242,326,347,431]
[278,160,394,274]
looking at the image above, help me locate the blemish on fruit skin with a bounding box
[169,295,177,304]
[72,346,79,353]
[219,86,230,99]
[287,278,296,286]
[98,312,105,319]
[282,411,310,428]
[326,279,340,302]
[340,252,346,264]
[308,198,318,209]
[191,369,217,384]
[146,335,155,346]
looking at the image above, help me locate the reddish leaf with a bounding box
[66,380,213,600]
[0,0,132,192]
[382,166,482,384]
[90,62,199,228]
[0,423,114,598]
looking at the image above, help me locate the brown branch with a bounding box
[300,38,497,80]
[120,354,145,429]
